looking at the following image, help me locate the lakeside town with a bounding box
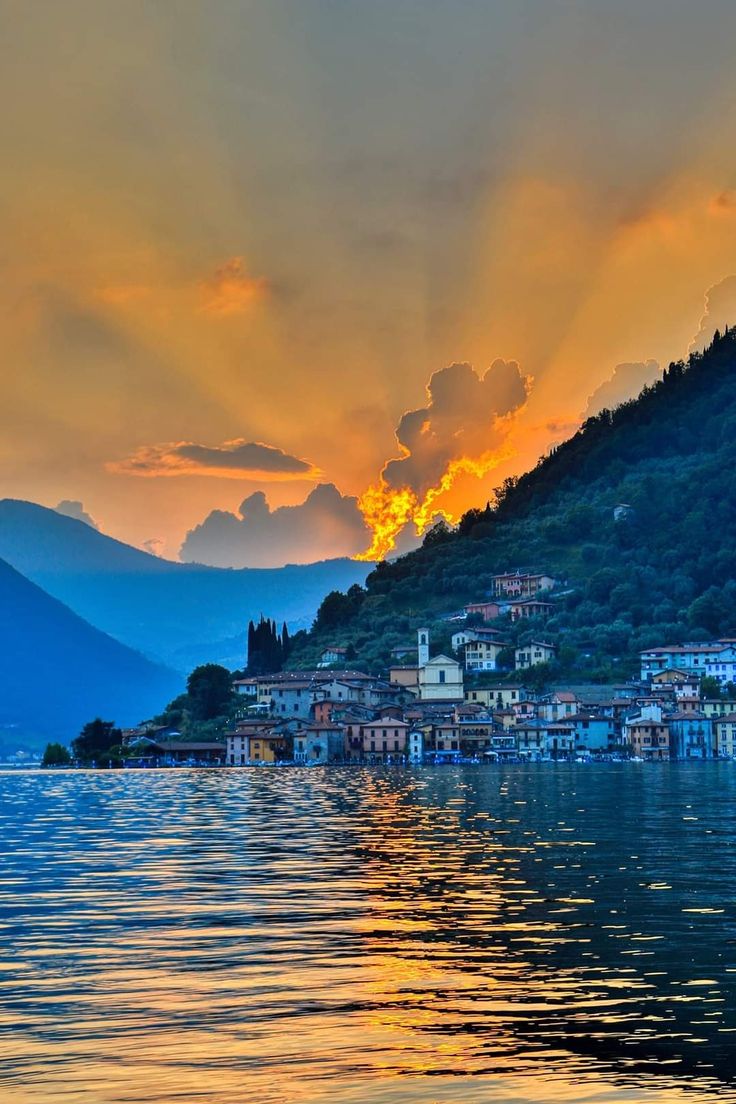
[91,570,736,769]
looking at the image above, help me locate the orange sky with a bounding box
[4,2,736,564]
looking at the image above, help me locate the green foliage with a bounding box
[41,742,71,767]
[186,664,235,721]
[72,718,122,762]
[247,616,291,675]
[289,329,736,679]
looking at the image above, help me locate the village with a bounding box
[117,571,736,769]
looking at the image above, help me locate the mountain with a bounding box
[0,557,181,747]
[289,329,736,679]
[0,501,371,670]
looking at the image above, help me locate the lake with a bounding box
[2,764,736,1104]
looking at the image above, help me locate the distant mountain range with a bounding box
[0,500,372,670]
[0,503,370,671]
[0,556,181,748]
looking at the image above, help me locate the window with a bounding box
[439,670,446,684]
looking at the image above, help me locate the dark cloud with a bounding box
[109,439,319,480]
[180,483,370,568]
[383,359,529,495]
[54,500,99,530]
[690,275,736,352]
[583,361,661,418]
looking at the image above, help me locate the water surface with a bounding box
[1,764,736,1103]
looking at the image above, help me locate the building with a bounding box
[418,655,464,701]
[539,690,580,722]
[465,686,524,710]
[360,717,410,760]
[567,713,616,753]
[136,739,226,765]
[640,641,736,681]
[389,666,420,691]
[622,705,670,760]
[318,646,348,668]
[462,638,510,672]
[515,641,556,669]
[407,730,424,763]
[507,599,554,621]
[713,713,736,757]
[492,572,557,599]
[226,722,290,765]
[464,601,503,622]
[451,626,504,650]
[293,724,346,764]
[668,711,713,759]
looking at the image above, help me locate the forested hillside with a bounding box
[290,329,736,679]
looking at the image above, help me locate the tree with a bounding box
[699,675,724,701]
[186,664,234,721]
[42,742,71,767]
[72,718,122,762]
[246,615,291,674]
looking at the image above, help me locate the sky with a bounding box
[4,0,736,565]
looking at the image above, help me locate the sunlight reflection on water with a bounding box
[1,764,736,1103]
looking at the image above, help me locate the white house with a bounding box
[463,638,509,672]
[515,641,556,670]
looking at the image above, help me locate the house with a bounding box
[233,676,259,696]
[511,699,538,721]
[226,721,292,765]
[701,698,736,719]
[427,722,460,757]
[492,572,557,599]
[318,645,348,668]
[464,601,503,622]
[544,724,576,759]
[389,666,420,691]
[515,641,556,669]
[268,679,317,718]
[512,720,574,760]
[465,686,525,710]
[639,642,736,681]
[454,719,499,756]
[451,626,504,650]
[360,717,410,760]
[293,724,346,764]
[539,690,580,722]
[418,655,464,701]
[507,599,553,621]
[667,711,713,759]
[567,713,615,753]
[462,638,510,672]
[713,713,736,758]
[622,705,670,760]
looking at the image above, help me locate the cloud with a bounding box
[108,438,320,480]
[382,359,530,496]
[54,500,99,530]
[180,483,370,568]
[690,275,736,352]
[142,537,165,557]
[200,257,269,317]
[583,360,661,418]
